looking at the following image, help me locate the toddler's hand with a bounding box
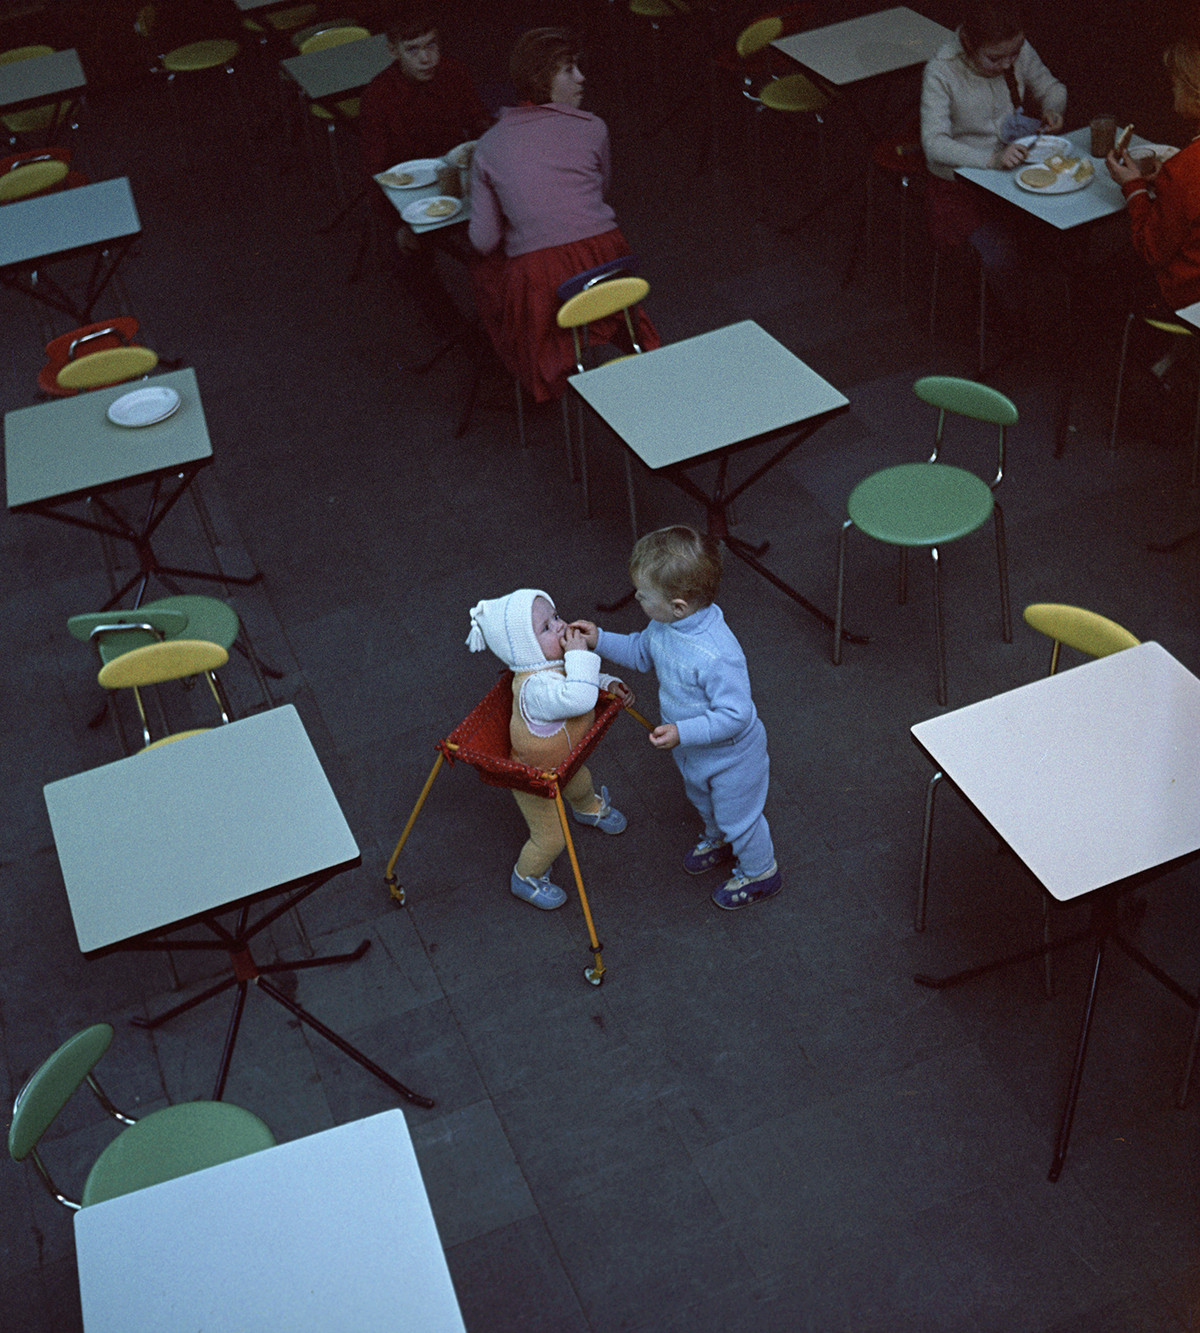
[562,624,589,652]
[607,680,635,707]
[570,619,599,649]
[649,723,679,750]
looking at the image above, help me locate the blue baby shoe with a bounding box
[571,785,627,834]
[510,870,567,910]
[711,862,782,910]
[683,837,735,875]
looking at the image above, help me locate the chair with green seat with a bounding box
[553,273,652,524]
[293,24,370,201]
[833,376,1017,705]
[1109,310,1200,485]
[0,46,76,145]
[9,1023,275,1211]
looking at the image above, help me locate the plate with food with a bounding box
[106,385,181,428]
[376,159,439,190]
[401,195,463,225]
[1014,133,1071,164]
[1014,144,1095,194]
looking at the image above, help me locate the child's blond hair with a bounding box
[629,526,722,607]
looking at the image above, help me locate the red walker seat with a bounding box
[384,672,632,985]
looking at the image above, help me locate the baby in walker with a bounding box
[467,588,631,910]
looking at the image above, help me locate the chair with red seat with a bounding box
[37,318,159,398]
[384,673,646,985]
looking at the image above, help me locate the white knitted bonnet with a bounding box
[465,588,556,672]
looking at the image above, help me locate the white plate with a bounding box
[1014,145,1095,195]
[401,195,462,225]
[106,386,181,428]
[375,159,439,190]
[1014,134,1072,164]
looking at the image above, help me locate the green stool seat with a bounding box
[163,39,239,73]
[9,1023,275,1211]
[847,462,994,547]
[83,1100,275,1205]
[834,376,1016,705]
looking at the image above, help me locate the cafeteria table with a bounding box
[0,175,140,323]
[43,705,434,1107]
[0,46,85,134]
[569,320,858,638]
[955,126,1140,448]
[4,367,261,607]
[911,641,1200,1179]
[74,1110,464,1332]
[279,30,391,116]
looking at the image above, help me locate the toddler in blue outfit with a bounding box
[577,526,780,909]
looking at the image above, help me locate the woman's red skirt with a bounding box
[471,227,661,403]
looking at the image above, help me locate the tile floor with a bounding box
[2,2,1198,1328]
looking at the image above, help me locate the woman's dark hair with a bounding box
[959,1,1023,56]
[509,27,581,104]
[384,3,441,43]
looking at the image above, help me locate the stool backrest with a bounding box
[298,25,369,53]
[736,17,782,59]
[1022,604,1139,676]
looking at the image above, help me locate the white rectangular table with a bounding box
[74,1110,465,1332]
[570,320,854,636]
[772,6,950,87]
[1175,300,1200,331]
[44,707,433,1106]
[0,46,85,119]
[0,176,140,322]
[4,367,257,607]
[911,642,1200,1177]
[280,31,391,108]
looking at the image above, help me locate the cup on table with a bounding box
[1128,145,1159,177]
[1089,113,1116,157]
[434,163,461,198]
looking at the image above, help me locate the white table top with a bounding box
[568,320,849,469]
[44,706,361,953]
[955,127,1138,231]
[0,47,85,112]
[5,368,210,510]
[74,1109,466,1333]
[772,6,951,86]
[0,175,140,270]
[912,642,1200,901]
[280,32,391,102]
[1175,301,1200,331]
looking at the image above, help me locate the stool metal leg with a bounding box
[915,770,943,932]
[930,545,947,707]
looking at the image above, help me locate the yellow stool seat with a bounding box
[759,73,828,114]
[163,39,239,73]
[310,97,360,121]
[0,158,67,201]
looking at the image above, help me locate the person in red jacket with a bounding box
[1107,37,1200,312]
[359,3,491,339]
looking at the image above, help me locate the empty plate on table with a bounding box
[106,386,181,427]
[376,159,439,189]
[401,195,462,225]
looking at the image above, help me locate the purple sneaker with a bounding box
[711,863,782,910]
[683,837,735,875]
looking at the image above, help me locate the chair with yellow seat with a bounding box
[0,45,77,145]
[37,317,158,397]
[242,2,320,50]
[95,638,232,753]
[0,145,86,203]
[833,376,1017,705]
[915,604,1141,1001]
[9,1023,275,1211]
[135,6,243,156]
[549,269,651,525]
[1109,310,1200,485]
[732,16,830,200]
[292,24,370,201]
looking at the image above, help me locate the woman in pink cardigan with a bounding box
[468,28,659,403]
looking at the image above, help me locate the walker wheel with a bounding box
[387,880,407,907]
[584,966,604,986]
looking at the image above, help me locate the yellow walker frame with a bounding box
[384,671,650,985]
